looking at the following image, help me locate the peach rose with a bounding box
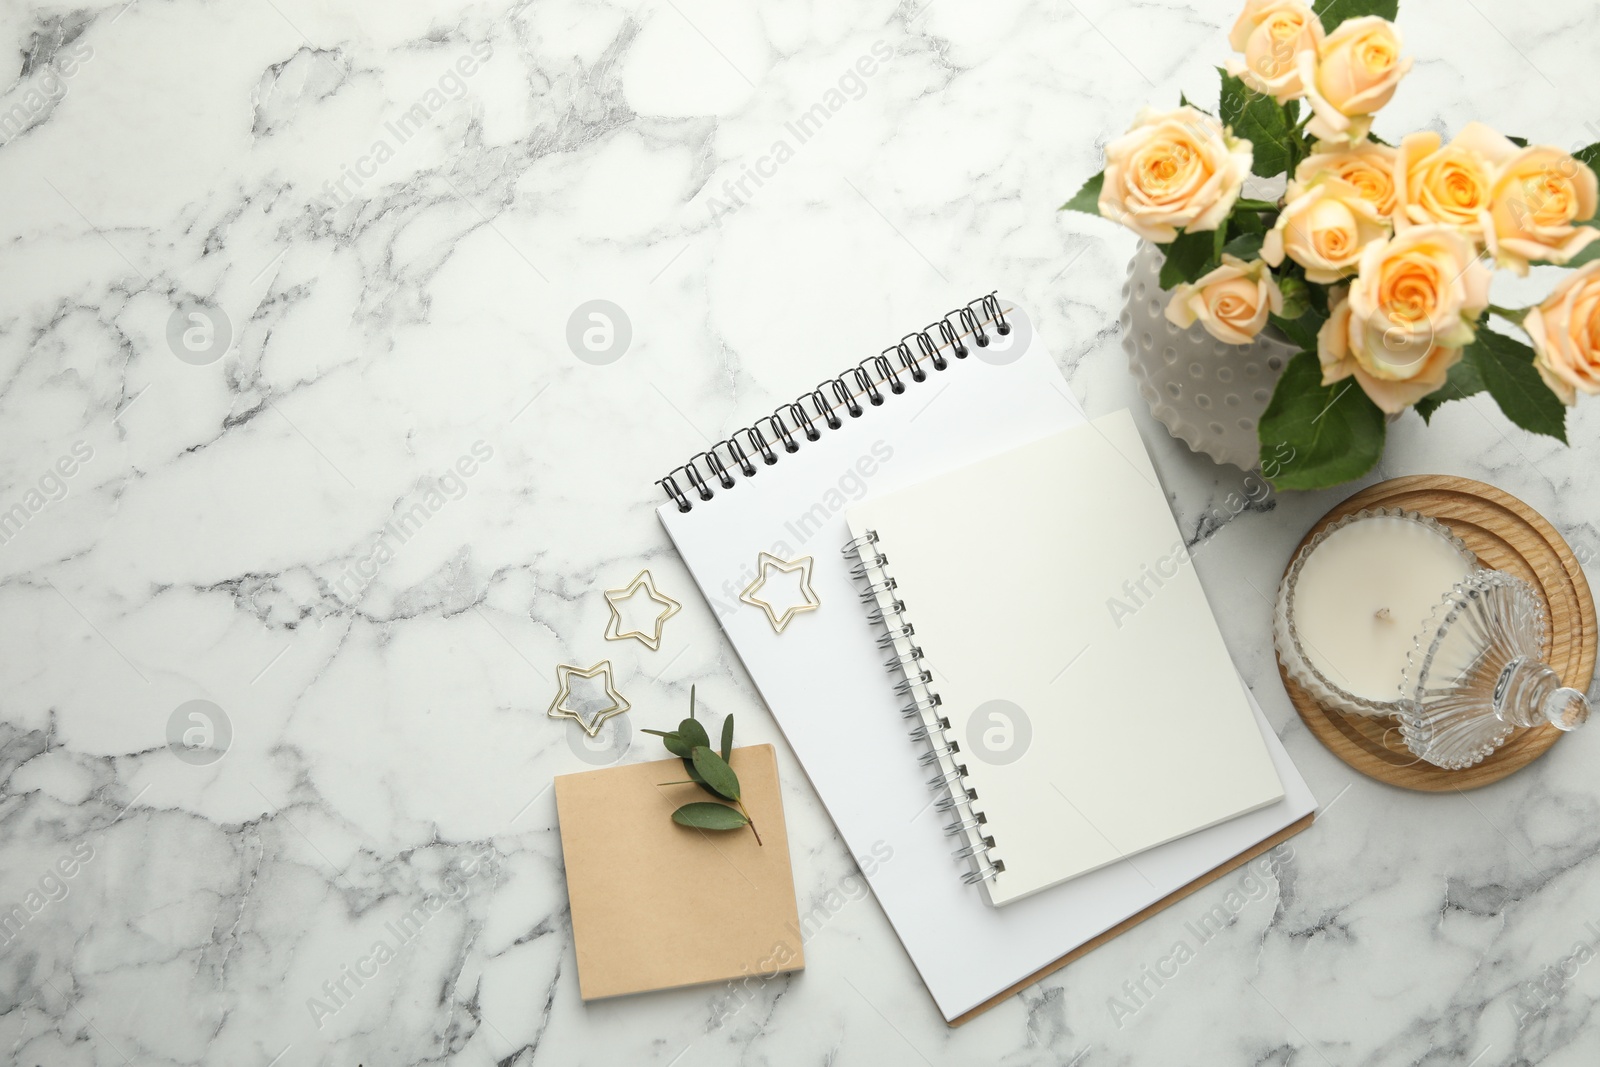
[1298,16,1412,144]
[1100,106,1254,243]
[1318,225,1490,413]
[1263,173,1390,283]
[1394,123,1501,240]
[1225,0,1324,103]
[1486,145,1600,274]
[1525,260,1600,405]
[1295,139,1398,216]
[1164,255,1284,345]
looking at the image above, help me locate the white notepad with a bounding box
[845,411,1286,906]
[654,296,1317,1021]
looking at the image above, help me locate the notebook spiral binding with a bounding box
[655,293,1010,512]
[843,530,1004,886]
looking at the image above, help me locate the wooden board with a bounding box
[1278,476,1597,791]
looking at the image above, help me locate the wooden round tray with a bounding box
[1278,475,1596,791]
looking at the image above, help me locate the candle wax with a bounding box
[1292,516,1475,702]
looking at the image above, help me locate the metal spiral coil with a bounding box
[865,602,905,625]
[849,551,889,580]
[892,671,933,695]
[944,814,986,835]
[884,646,924,673]
[655,293,1006,512]
[962,860,1003,885]
[843,527,1004,887]
[875,624,916,649]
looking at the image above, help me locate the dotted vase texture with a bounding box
[1121,241,1296,471]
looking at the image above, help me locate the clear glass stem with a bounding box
[1494,656,1591,731]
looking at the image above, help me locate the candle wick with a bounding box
[1375,607,1392,621]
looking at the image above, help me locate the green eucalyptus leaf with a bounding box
[720,715,734,762]
[1258,351,1387,490]
[671,802,750,831]
[1060,170,1105,215]
[691,747,742,802]
[681,757,721,799]
[648,730,692,758]
[1312,0,1398,33]
[1466,328,1568,442]
[1218,69,1292,178]
[679,716,711,751]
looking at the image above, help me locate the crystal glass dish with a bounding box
[1397,570,1591,770]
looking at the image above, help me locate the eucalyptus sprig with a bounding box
[644,686,762,846]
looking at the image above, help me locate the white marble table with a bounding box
[3,0,1599,1063]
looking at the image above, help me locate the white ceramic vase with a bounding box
[1120,241,1299,471]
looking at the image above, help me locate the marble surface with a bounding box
[3,0,1600,1063]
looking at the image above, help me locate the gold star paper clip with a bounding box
[603,569,681,652]
[548,660,631,738]
[739,551,821,634]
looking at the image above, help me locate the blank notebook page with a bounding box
[846,410,1286,905]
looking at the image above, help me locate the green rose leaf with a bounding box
[1218,69,1292,178]
[1466,327,1568,442]
[679,716,711,751]
[1230,207,1268,237]
[1268,304,1325,351]
[1306,281,1330,317]
[1312,0,1399,33]
[720,714,734,762]
[671,802,750,831]
[691,747,741,801]
[1258,351,1387,490]
[1159,228,1220,289]
[1060,170,1104,216]
[1414,353,1486,422]
[1563,220,1600,269]
[1222,232,1265,261]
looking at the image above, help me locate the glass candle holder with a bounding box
[1397,569,1590,769]
[1275,508,1480,717]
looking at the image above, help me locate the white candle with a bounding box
[1286,513,1476,708]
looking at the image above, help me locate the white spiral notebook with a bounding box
[844,412,1285,905]
[654,295,1317,1022]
